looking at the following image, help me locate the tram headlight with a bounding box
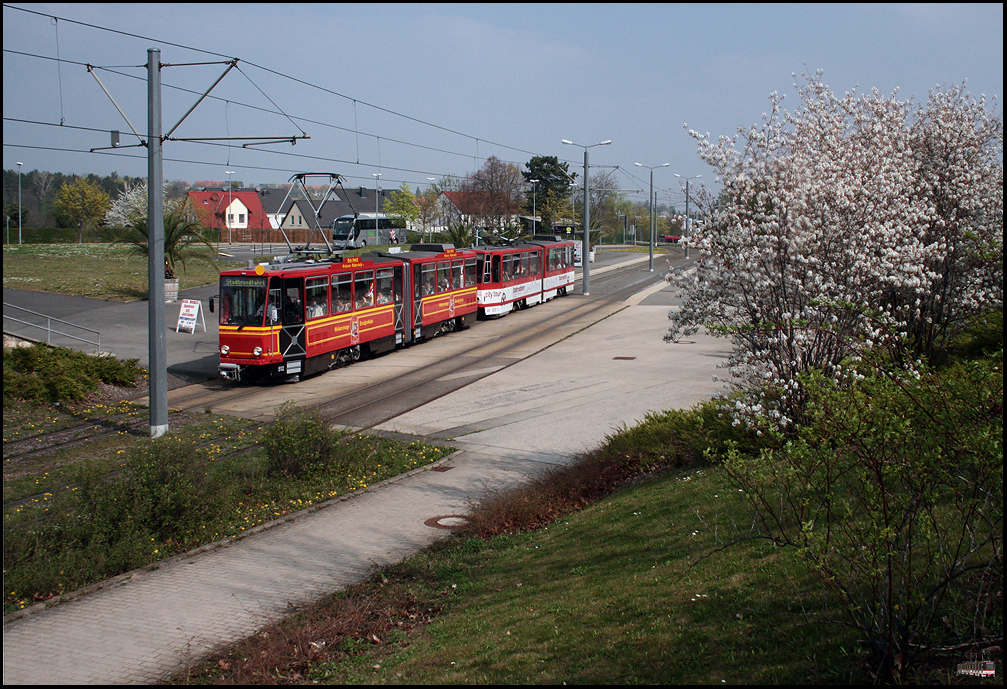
[253,346,263,357]
[220,345,230,356]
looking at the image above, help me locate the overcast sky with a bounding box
[3,3,1003,207]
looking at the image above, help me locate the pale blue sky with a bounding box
[3,3,1002,206]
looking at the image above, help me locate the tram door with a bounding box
[273,276,305,365]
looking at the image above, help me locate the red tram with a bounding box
[475,236,576,316]
[214,244,477,382]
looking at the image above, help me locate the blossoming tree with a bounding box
[668,72,1003,427]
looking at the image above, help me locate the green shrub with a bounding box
[261,402,339,477]
[723,351,1003,681]
[2,343,141,406]
[600,397,771,469]
[125,438,222,542]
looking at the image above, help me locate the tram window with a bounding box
[437,261,452,292]
[520,252,530,277]
[266,284,282,325]
[376,269,395,305]
[354,270,375,310]
[530,251,540,276]
[333,274,352,312]
[502,254,513,282]
[421,263,436,296]
[281,279,304,325]
[452,260,463,290]
[465,258,477,287]
[305,277,328,319]
[492,255,501,283]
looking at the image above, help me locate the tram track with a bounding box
[3,257,664,514]
[309,261,667,432]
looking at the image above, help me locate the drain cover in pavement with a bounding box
[424,515,469,529]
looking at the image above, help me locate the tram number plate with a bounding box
[286,360,302,374]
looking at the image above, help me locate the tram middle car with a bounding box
[216,244,478,382]
[474,236,576,316]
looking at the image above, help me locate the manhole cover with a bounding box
[424,515,469,529]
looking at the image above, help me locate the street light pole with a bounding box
[674,174,701,260]
[635,162,669,271]
[372,173,381,244]
[426,177,436,242]
[562,139,611,295]
[529,179,539,235]
[16,161,23,245]
[225,170,234,244]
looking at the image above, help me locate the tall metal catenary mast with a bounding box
[90,49,308,436]
[147,48,168,438]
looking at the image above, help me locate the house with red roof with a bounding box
[188,189,279,244]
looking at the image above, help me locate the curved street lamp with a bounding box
[674,174,702,260]
[635,162,669,271]
[561,139,611,295]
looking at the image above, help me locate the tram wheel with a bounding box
[349,344,362,362]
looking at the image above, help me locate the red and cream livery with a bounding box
[215,245,477,382]
[474,236,576,316]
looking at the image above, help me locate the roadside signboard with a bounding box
[176,298,205,333]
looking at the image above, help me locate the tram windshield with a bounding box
[219,276,268,326]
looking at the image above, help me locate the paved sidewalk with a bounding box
[2,259,731,684]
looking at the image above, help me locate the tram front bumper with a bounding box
[219,363,242,382]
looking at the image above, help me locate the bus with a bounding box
[331,213,406,248]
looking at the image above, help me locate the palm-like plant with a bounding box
[114,210,214,279]
[443,223,474,248]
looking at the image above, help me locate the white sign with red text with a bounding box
[176,298,206,333]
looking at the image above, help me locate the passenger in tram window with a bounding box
[356,284,373,309]
[283,295,302,323]
[307,298,327,318]
[260,300,278,324]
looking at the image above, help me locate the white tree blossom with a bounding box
[669,72,1003,426]
[104,179,192,227]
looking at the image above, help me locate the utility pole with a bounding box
[147,49,168,439]
[562,139,611,295]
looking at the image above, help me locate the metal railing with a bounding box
[2,302,101,351]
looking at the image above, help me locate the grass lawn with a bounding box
[174,463,866,685]
[2,243,243,300]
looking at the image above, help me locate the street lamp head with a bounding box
[660,163,670,168]
[561,139,573,145]
[598,140,612,146]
